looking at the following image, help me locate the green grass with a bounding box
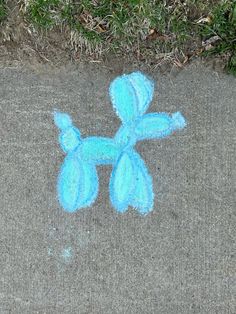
[0,0,7,22]
[24,1,212,49]
[2,0,236,75]
[24,0,61,28]
[200,1,236,75]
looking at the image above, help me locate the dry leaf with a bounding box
[146,29,168,41]
[202,35,221,47]
[197,16,211,24]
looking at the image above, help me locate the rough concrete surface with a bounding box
[0,61,235,314]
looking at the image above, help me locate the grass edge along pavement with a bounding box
[0,0,236,75]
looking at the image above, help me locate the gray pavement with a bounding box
[0,61,235,313]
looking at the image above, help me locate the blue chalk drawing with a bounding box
[54,71,186,215]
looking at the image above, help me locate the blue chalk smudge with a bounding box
[61,247,73,263]
[54,71,187,215]
[47,248,53,256]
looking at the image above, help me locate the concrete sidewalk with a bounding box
[0,61,235,313]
